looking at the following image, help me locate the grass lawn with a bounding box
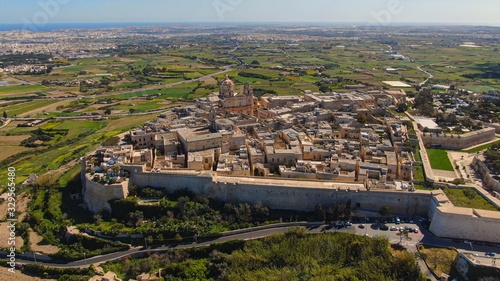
[443,188,498,211]
[462,140,500,153]
[413,166,425,182]
[426,149,455,171]
[0,84,48,95]
[419,245,458,277]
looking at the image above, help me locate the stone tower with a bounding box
[243,82,253,96]
[209,107,216,131]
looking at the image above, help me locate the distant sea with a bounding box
[0,22,496,32]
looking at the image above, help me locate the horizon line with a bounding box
[1,21,500,27]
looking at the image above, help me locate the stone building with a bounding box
[219,75,254,116]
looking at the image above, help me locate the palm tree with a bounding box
[397,229,412,244]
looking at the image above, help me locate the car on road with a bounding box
[390,226,398,231]
[358,224,365,229]
[379,224,389,231]
[345,222,352,227]
[486,252,496,257]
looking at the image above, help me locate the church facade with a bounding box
[219,75,254,116]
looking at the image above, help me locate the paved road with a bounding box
[417,66,434,86]
[17,220,499,268]
[14,220,500,281]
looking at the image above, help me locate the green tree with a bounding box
[356,113,367,124]
[396,102,408,113]
[315,204,326,222]
[2,111,7,118]
[379,205,392,218]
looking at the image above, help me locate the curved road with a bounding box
[417,66,434,86]
[15,221,499,270]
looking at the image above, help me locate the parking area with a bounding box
[305,217,427,247]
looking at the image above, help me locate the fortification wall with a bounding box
[84,174,129,213]
[130,173,432,214]
[473,157,500,193]
[131,172,213,194]
[421,128,495,150]
[429,207,500,243]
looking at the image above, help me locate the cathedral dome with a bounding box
[221,75,235,87]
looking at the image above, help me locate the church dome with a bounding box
[221,75,235,87]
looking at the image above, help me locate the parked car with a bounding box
[414,228,419,233]
[485,252,496,257]
[390,226,398,231]
[358,224,365,229]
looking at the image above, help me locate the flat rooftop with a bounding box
[383,81,412,88]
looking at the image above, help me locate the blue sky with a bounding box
[1,0,499,26]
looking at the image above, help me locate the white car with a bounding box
[390,226,398,231]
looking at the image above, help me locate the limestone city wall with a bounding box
[130,172,432,215]
[421,128,495,150]
[429,206,500,243]
[83,174,129,213]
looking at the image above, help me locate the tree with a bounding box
[319,84,330,93]
[128,210,144,227]
[356,113,367,124]
[129,108,136,114]
[2,111,7,119]
[104,109,112,115]
[379,205,392,218]
[315,204,326,222]
[397,229,412,244]
[396,102,408,113]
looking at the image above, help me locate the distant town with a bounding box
[1,24,499,281]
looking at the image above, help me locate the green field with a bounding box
[443,188,498,211]
[0,114,159,178]
[0,84,48,95]
[462,140,500,153]
[2,100,59,117]
[426,149,455,171]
